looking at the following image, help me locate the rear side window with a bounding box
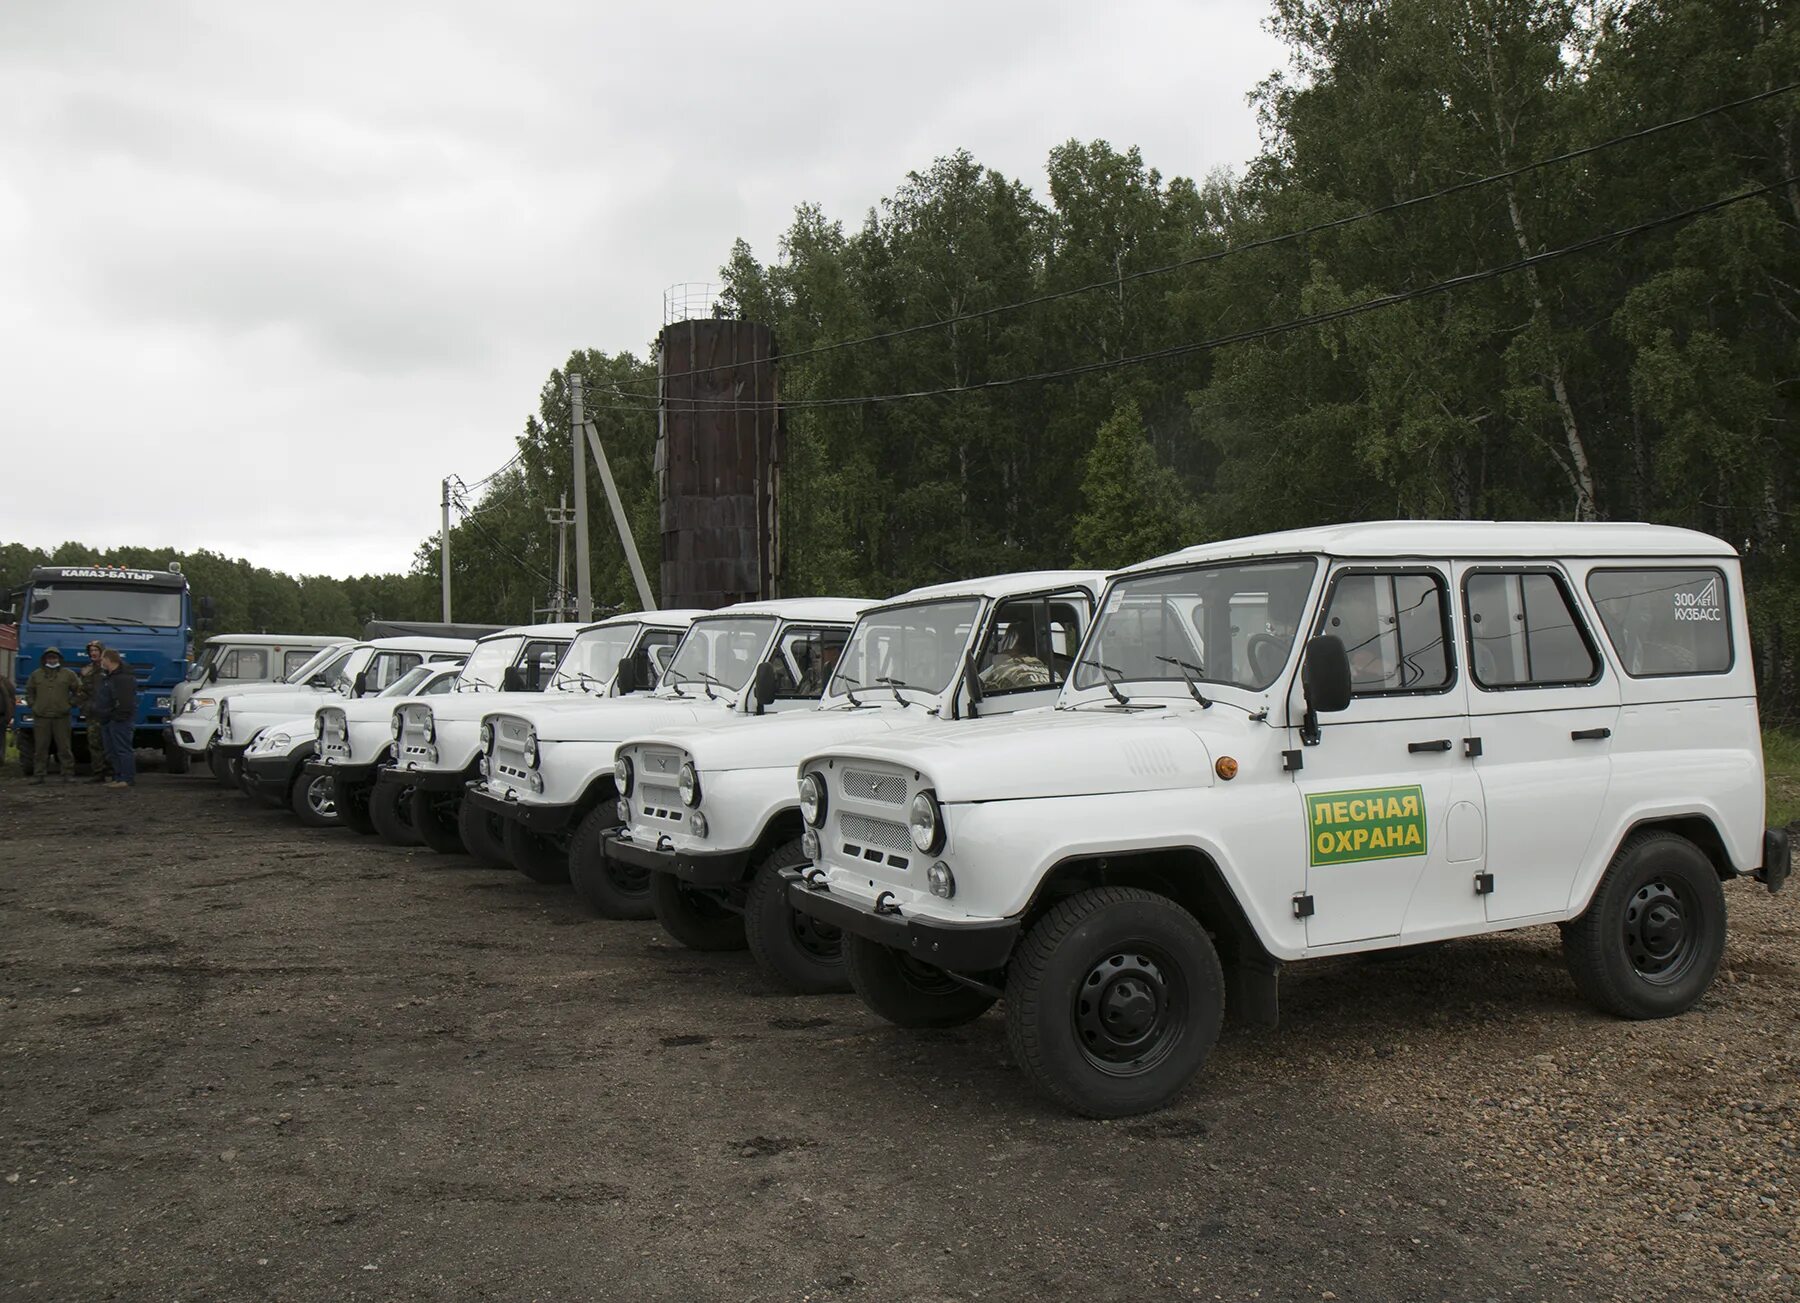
[220,648,269,680]
[1465,571,1598,688]
[1586,568,1732,677]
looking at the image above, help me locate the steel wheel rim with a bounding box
[307,776,336,818]
[1624,877,1700,984]
[895,953,961,997]
[606,860,650,895]
[787,907,842,961]
[1072,945,1187,1077]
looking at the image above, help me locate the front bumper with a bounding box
[244,747,310,798]
[303,758,379,787]
[1758,827,1791,894]
[388,764,474,794]
[783,869,1021,971]
[464,785,581,835]
[605,829,751,887]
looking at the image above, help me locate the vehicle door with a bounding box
[1455,563,1619,923]
[516,639,568,691]
[764,624,852,712]
[973,592,1094,714]
[1294,564,1487,947]
[636,629,683,689]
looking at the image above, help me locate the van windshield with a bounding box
[1076,559,1319,694]
[827,599,981,701]
[557,623,641,689]
[664,617,776,694]
[380,665,438,697]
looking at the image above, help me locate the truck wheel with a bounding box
[1562,831,1726,1019]
[1004,887,1224,1118]
[458,799,514,871]
[845,934,996,1029]
[744,841,848,994]
[411,789,466,854]
[370,780,421,846]
[290,772,340,827]
[569,808,652,919]
[503,821,570,885]
[164,742,190,775]
[207,747,233,786]
[333,776,376,835]
[648,872,746,951]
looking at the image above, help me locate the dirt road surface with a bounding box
[2,773,1794,1301]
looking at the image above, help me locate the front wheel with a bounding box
[164,742,190,775]
[207,746,233,786]
[503,820,570,885]
[648,871,746,951]
[290,771,340,827]
[743,842,848,994]
[369,779,421,846]
[457,798,513,871]
[333,775,376,835]
[845,934,996,1029]
[1004,886,1224,1118]
[1562,831,1726,1019]
[411,788,466,854]
[568,807,651,919]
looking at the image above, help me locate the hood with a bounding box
[646,706,918,772]
[337,694,419,723]
[216,680,324,701]
[508,696,722,743]
[227,688,332,720]
[812,708,1222,802]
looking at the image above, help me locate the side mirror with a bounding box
[613,655,638,696]
[1299,635,1353,745]
[752,662,778,715]
[501,666,528,692]
[206,662,222,684]
[351,670,370,697]
[964,652,985,716]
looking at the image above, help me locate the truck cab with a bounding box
[608,571,1102,990]
[787,522,1791,1117]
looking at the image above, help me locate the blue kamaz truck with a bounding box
[7,565,194,775]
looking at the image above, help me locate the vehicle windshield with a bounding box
[283,645,347,684]
[663,616,777,694]
[827,599,982,701]
[28,583,182,629]
[556,623,641,689]
[456,636,524,692]
[312,647,360,690]
[1074,558,1319,695]
[380,665,437,697]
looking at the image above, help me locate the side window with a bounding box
[639,631,682,687]
[768,626,850,699]
[367,652,422,692]
[220,648,268,680]
[422,672,456,696]
[517,641,564,691]
[978,596,1087,695]
[1465,570,1598,688]
[283,650,316,677]
[1585,568,1732,677]
[1318,570,1452,695]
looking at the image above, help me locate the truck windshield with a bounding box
[664,617,776,694]
[1075,558,1319,694]
[456,636,523,692]
[556,623,641,689]
[827,599,981,701]
[28,584,182,628]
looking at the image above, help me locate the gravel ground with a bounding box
[0,771,1794,1301]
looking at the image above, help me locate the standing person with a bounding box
[79,640,113,782]
[24,648,81,785]
[94,649,138,789]
[0,665,15,770]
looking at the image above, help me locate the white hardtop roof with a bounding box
[367,635,477,652]
[697,597,872,624]
[580,609,709,633]
[481,622,586,642]
[1121,521,1736,576]
[881,569,1109,606]
[201,633,351,647]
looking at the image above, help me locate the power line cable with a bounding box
[582,178,1788,414]
[632,81,1797,393]
[450,498,558,591]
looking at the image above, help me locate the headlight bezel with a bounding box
[478,719,494,752]
[523,729,539,767]
[614,754,634,795]
[678,761,701,808]
[909,789,945,855]
[798,771,827,827]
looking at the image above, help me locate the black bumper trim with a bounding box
[244,748,310,797]
[464,785,582,835]
[782,869,1020,971]
[606,831,751,887]
[1758,827,1791,895]
[383,765,475,793]
[303,759,378,785]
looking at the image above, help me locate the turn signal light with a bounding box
[1215,756,1239,781]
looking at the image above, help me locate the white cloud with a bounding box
[0,0,1282,578]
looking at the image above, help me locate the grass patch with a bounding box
[1767,729,1800,830]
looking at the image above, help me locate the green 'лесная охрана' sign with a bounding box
[1307,785,1427,866]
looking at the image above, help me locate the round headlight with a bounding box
[390,713,403,737]
[614,754,634,795]
[690,811,708,839]
[798,772,826,827]
[423,717,436,743]
[616,797,630,823]
[479,720,493,751]
[801,828,821,862]
[909,790,944,854]
[316,716,327,741]
[523,731,539,766]
[678,761,701,807]
[927,861,955,899]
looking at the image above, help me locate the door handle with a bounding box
[1570,727,1612,741]
[1408,739,1453,753]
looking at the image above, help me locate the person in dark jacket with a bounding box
[0,668,14,767]
[25,648,81,784]
[79,640,114,781]
[93,649,138,789]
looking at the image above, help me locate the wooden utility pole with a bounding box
[439,477,452,622]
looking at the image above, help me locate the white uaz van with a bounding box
[609,572,1103,992]
[787,522,1791,1118]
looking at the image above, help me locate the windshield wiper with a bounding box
[1076,657,1130,706]
[1156,656,1213,708]
[833,674,865,707]
[457,675,495,692]
[555,670,607,694]
[876,676,914,708]
[691,670,725,701]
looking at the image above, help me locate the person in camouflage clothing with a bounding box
[25,648,81,784]
[979,622,1052,693]
[79,640,113,781]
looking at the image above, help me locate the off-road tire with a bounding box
[844,933,996,1029]
[649,871,747,951]
[503,821,570,885]
[369,779,421,846]
[164,743,190,775]
[1004,886,1224,1119]
[1562,831,1726,1020]
[333,775,376,835]
[410,788,466,854]
[18,742,33,778]
[568,807,653,919]
[458,798,514,871]
[744,840,849,994]
[290,771,339,827]
[208,747,233,786]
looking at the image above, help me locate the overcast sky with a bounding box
[0,0,1284,578]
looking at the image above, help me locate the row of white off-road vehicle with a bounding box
[196,521,1790,1117]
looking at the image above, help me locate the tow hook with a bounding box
[803,868,828,891]
[873,891,901,916]
[656,834,674,852]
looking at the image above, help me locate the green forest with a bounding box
[4,0,1794,713]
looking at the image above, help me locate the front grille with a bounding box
[840,812,911,854]
[318,708,350,760]
[842,768,906,805]
[639,748,682,779]
[638,782,682,821]
[397,705,434,762]
[491,715,534,783]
